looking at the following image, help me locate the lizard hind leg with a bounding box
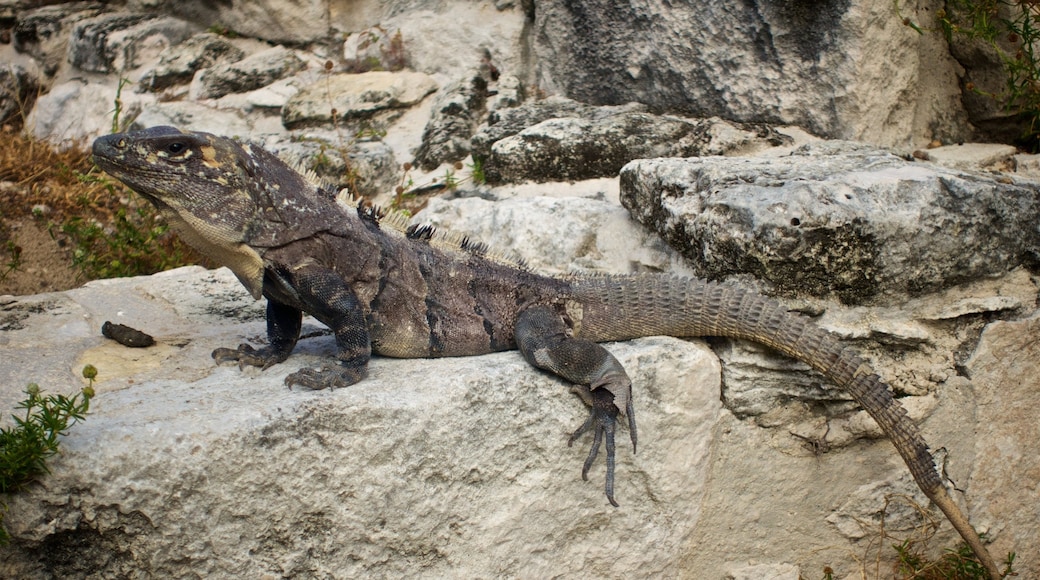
[515,305,637,508]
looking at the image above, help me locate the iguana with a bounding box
[92,126,1004,578]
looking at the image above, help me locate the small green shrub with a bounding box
[0,369,95,543]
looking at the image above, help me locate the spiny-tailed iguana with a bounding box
[91,126,1003,578]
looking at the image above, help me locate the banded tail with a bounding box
[572,274,1001,579]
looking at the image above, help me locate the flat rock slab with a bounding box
[0,267,720,578]
[282,71,438,129]
[620,142,1040,303]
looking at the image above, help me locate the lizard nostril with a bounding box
[117,138,126,148]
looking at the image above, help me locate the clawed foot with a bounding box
[568,387,637,507]
[283,365,366,390]
[212,343,289,370]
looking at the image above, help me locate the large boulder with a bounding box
[530,0,971,148]
[67,13,197,74]
[620,141,1040,303]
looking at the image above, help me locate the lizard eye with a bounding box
[165,142,187,154]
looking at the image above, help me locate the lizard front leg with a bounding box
[214,299,302,369]
[215,262,371,389]
[515,305,637,507]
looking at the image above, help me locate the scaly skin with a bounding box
[92,127,1002,578]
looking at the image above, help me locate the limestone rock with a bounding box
[27,80,148,142]
[620,142,1040,303]
[531,0,972,148]
[413,75,489,170]
[342,25,407,72]
[139,32,246,92]
[67,12,197,74]
[0,267,720,578]
[471,96,646,158]
[414,194,689,275]
[473,97,789,183]
[921,142,1017,171]
[12,3,105,77]
[125,0,330,45]
[129,100,254,138]
[964,312,1040,572]
[189,44,304,100]
[0,64,37,126]
[270,138,400,199]
[281,71,438,130]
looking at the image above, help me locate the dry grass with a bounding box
[0,126,206,294]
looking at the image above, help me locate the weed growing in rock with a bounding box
[0,367,95,543]
[901,0,1040,147]
[893,536,1017,578]
[817,492,1016,579]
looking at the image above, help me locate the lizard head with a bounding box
[92,126,267,298]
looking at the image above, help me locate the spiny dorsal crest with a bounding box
[274,145,528,270]
[334,189,528,271]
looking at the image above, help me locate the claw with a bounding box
[212,343,289,370]
[284,365,366,390]
[570,388,625,507]
[580,424,602,482]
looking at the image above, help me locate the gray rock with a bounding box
[471,96,646,159]
[620,142,1040,303]
[0,64,38,126]
[67,12,198,74]
[272,138,400,199]
[530,0,972,148]
[13,3,105,77]
[0,267,719,578]
[281,71,438,130]
[474,102,789,184]
[189,44,304,100]
[27,80,145,142]
[414,194,689,275]
[413,75,489,170]
[342,25,407,72]
[964,312,1040,571]
[129,100,254,137]
[944,3,1026,143]
[125,0,331,44]
[139,32,246,92]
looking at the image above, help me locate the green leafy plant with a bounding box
[0,366,95,543]
[51,168,204,279]
[0,239,21,283]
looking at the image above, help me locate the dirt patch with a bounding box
[0,217,85,296]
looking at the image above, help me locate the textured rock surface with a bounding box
[281,70,438,130]
[189,44,305,100]
[620,142,1040,303]
[139,32,246,92]
[0,268,719,578]
[963,312,1040,573]
[413,75,489,170]
[530,0,971,147]
[68,13,197,74]
[0,64,38,125]
[125,0,331,44]
[1,262,1035,577]
[472,97,790,183]
[12,3,106,77]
